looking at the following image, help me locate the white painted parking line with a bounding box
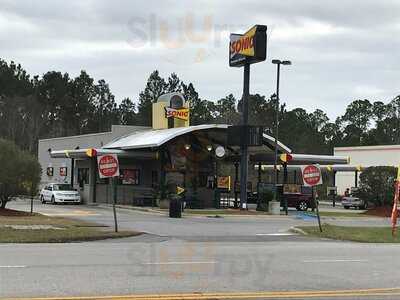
[0,265,26,268]
[302,259,368,263]
[142,261,217,265]
[256,233,296,236]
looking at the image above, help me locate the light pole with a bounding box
[271,59,291,202]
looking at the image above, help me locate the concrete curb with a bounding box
[290,226,308,235]
[95,204,166,215]
[93,204,295,219]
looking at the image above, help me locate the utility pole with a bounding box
[271,59,291,202]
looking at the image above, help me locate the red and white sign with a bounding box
[97,154,119,178]
[301,165,322,187]
[164,107,189,121]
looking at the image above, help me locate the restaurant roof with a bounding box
[103,124,292,153]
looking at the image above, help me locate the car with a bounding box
[254,185,317,211]
[341,196,367,209]
[40,183,81,204]
[281,185,317,211]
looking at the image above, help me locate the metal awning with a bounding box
[229,153,349,165]
[102,124,292,154]
[256,164,362,171]
[50,148,156,159]
[288,154,349,165]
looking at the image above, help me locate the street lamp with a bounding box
[271,59,291,202]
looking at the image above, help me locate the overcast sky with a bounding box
[1,0,399,120]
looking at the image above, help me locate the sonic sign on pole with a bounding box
[229,25,267,209]
[229,25,267,67]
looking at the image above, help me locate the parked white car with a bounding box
[40,183,81,204]
[341,196,367,209]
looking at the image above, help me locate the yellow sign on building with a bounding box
[217,176,231,190]
[165,107,189,121]
[152,93,190,129]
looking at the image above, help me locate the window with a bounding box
[120,169,140,185]
[151,171,158,188]
[199,172,209,187]
[78,168,89,185]
[53,184,73,191]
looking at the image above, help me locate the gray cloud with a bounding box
[0,0,399,120]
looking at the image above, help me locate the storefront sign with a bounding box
[229,25,267,67]
[177,186,185,195]
[301,165,322,187]
[283,184,301,194]
[59,167,67,177]
[165,107,189,121]
[46,167,54,177]
[97,154,119,178]
[121,169,139,185]
[217,176,231,190]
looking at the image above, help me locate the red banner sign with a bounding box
[301,165,322,187]
[97,154,119,178]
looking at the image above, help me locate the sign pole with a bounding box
[240,63,250,210]
[97,154,120,232]
[113,177,118,233]
[30,196,34,214]
[229,25,267,210]
[302,165,323,232]
[313,186,322,232]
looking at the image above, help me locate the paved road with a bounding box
[0,200,398,299]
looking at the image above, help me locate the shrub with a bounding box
[358,166,397,207]
[0,139,41,208]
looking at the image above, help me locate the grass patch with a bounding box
[183,209,270,215]
[298,224,400,243]
[0,214,140,243]
[318,211,367,218]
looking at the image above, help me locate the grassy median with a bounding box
[317,211,367,218]
[298,224,400,243]
[0,210,140,243]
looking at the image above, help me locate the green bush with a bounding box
[358,166,397,207]
[0,139,41,208]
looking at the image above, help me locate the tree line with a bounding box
[1,58,399,155]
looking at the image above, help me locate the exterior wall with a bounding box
[38,125,149,189]
[94,159,159,204]
[334,145,400,194]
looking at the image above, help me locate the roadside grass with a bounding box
[297,224,400,243]
[317,211,367,218]
[0,214,140,243]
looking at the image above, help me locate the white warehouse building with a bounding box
[334,144,400,194]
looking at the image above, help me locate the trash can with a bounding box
[169,194,182,218]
